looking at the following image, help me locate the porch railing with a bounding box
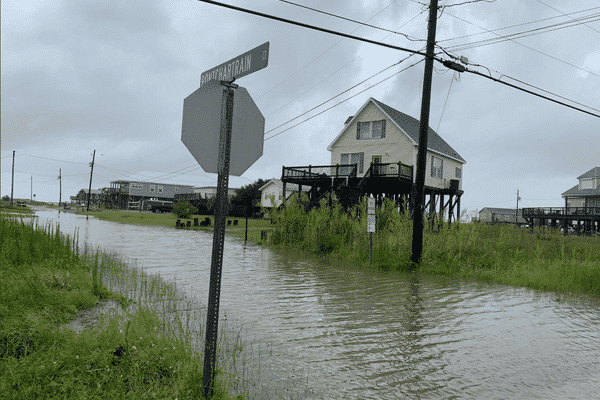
[364,162,413,180]
[282,164,358,180]
[522,207,600,217]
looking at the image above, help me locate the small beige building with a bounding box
[561,167,600,209]
[259,179,310,208]
[327,97,466,190]
[479,207,526,224]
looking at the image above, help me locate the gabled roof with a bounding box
[577,167,600,180]
[327,97,466,164]
[480,207,522,215]
[561,184,600,198]
[259,179,310,192]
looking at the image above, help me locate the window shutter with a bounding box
[381,120,386,138]
[439,158,443,179]
[356,123,361,140]
[431,156,435,178]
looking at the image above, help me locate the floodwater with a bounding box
[25,207,600,399]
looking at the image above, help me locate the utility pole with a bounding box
[58,168,62,206]
[516,189,520,226]
[411,0,440,267]
[10,151,15,208]
[31,176,33,202]
[87,150,96,212]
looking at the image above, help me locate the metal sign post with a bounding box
[181,42,269,399]
[367,197,376,265]
[202,79,237,398]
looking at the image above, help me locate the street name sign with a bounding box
[200,42,269,88]
[181,79,265,176]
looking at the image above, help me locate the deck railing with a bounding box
[522,207,600,217]
[282,164,358,180]
[364,162,413,180]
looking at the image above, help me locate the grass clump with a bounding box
[268,195,600,298]
[0,216,246,399]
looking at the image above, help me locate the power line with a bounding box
[444,13,600,53]
[276,0,425,42]
[461,66,600,119]
[196,0,430,58]
[265,58,424,141]
[265,52,420,136]
[440,11,600,78]
[535,0,600,35]
[437,6,600,44]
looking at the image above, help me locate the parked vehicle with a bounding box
[142,198,174,213]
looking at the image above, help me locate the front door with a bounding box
[372,155,382,175]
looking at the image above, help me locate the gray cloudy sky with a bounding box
[2,0,599,216]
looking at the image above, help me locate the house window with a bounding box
[580,179,593,189]
[158,185,163,193]
[279,193,283,200]
[431,156,443,179]
[356,120,386,140]
[341,152,364,174]
[131,183,143,190]
[150,185,155,193]
[455,167,462,179]
[505,215,509,221]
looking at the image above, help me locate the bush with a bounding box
[172,201,197,219]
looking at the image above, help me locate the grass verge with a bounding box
[0,216,251,399]
[267,195,600,299]
[77,209,274,245]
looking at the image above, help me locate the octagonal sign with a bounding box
[181,79,265,176]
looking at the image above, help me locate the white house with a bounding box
[259,179,310,208]
[561,167,600,209]
[192,186,239,199]
[327,97,466,190]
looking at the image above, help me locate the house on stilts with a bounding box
[279,97,466,224]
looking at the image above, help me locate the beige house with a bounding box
[327,97,466,190]
[479,207,526,224]
[259,179,310,208]
[561,167,600,209]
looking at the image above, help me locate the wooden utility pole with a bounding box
[31,176,33,202]
[411,0,440,267]
[515,189,520,225]
[58,168,62,206]
[87,150,96,212]
[10,151,15,208]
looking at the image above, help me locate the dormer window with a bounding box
[357,120,386,140]
[580,179,594,189]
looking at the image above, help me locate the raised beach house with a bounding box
[561,167,600,209]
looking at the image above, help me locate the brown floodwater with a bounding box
[29,207,600,399]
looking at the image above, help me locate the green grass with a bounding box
[268,195,600,299]
[78,209,275,245]
[0,216,252,399]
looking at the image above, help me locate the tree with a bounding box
[229,178,269,217]
[172,201,198,219]
[2,195,9,202]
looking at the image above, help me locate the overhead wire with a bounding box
[265,58,425,141]
[439,10,600,78]
[535,0,600,35]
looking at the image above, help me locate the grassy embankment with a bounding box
[268,195,600,298]
[0,200,37,217]
[0,216,252,399]
[78,209,274,244]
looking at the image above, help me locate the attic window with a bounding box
[357,120,386,140]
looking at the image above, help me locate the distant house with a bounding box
[327,97,466,190]
[479,207,526,224]
[561,167,600,209]
[191,186,239,199]
[259,179,311,208]
[73,189,102,205]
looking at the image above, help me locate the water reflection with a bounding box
[23,206,600,399]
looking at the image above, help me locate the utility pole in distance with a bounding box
[58,168,62,206]
[87,150,96,212]
[411,0,440,267]
[10,151,15,208]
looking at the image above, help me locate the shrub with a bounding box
[172,201,197,219]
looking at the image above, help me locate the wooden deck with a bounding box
[522,207,600,233]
